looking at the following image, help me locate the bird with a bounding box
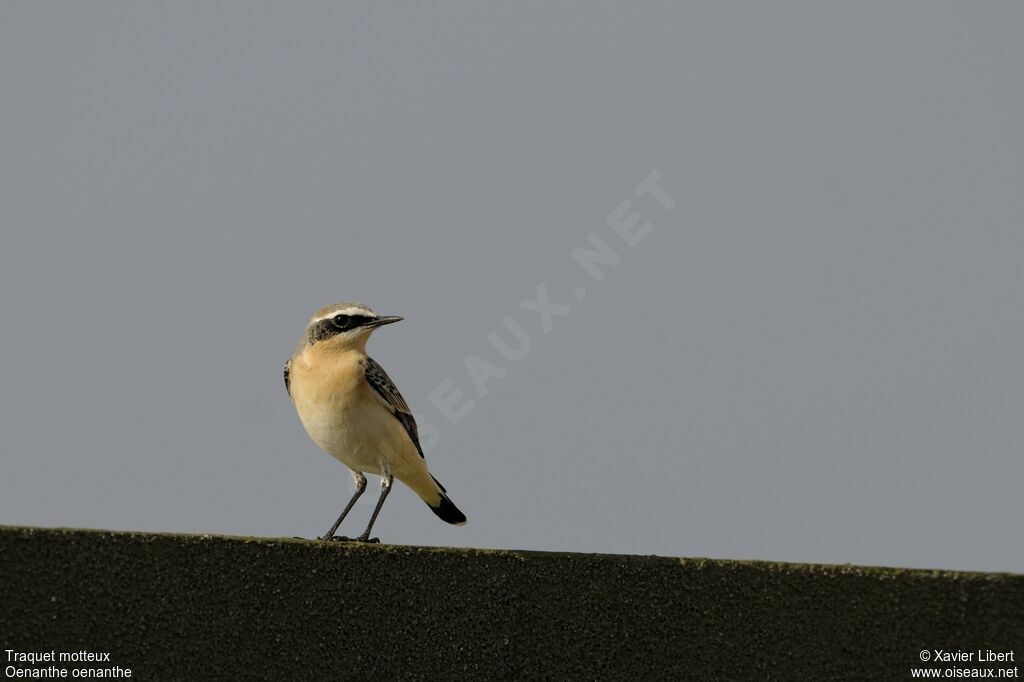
[284,302,467,542]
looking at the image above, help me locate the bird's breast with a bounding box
[291,350,358,427]
[288,349,396,472]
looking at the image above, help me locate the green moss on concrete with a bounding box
[1,526,1021,680]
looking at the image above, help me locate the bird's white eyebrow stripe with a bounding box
[312,307,375,323]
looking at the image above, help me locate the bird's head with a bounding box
[303,302,403,352]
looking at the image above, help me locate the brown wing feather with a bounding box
[364,356,424,458]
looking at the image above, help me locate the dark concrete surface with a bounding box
[1,526,1021,680]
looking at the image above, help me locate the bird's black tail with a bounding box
[428,485,467,526]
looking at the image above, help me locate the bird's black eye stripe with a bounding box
[331,314,375,331]
[308,313,378,343]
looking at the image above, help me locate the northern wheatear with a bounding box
[285,302,466,542]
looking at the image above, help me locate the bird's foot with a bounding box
[317,533,380,543]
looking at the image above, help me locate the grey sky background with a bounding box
[1,3,1021,573]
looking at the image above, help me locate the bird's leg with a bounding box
[320,471,367,541]
[355,474,393,543]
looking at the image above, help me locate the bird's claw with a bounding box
[319,535,379,543]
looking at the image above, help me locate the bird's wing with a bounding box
[283,358,292,397]
[364,356,425,458]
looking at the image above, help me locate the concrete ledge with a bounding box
[1,526,1021,680]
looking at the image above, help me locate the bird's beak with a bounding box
[366,315,404,329]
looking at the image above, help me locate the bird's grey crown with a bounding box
[310,301,378,324]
